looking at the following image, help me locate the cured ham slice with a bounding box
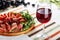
[17,24,23,31]
[0,12,26,33]
[10,23,17,32]
[5,23,11,31]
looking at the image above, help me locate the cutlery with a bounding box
[28,22,55,37]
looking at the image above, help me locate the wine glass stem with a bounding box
[42,24,45,39]
[43,24,45,33]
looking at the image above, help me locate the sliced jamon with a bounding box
[0,12,27,33]
[3,14,7,18]
[0,15,4,20]
[19,18,25,22]
[11,13,16,18]
[13,24,23,32]
[0,27,6,32]
[8,12,12,17]
[2,13,7,18]
[0,24,7,32]
[17,24,23,31]
[4,17,11,23]
[12,18,18,21]
[7,13,9,17]
[0,20,3,23]
[16,13,21,18]
[5,22,11,31]
[0,24,6,28]
[9,23,17,32]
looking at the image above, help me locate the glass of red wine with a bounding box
[36,0,52,39]
[36,8,52,24]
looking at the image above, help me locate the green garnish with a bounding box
[20,10,35,31]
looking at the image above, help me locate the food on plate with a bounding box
[0,10,35,36]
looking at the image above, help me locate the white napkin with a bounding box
[0,34,33,40]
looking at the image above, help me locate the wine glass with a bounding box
[36,0,52,39]
[36,8,52,23]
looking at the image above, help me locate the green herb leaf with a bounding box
[20,10,35,31]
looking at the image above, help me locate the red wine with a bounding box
[36,8,52,23]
